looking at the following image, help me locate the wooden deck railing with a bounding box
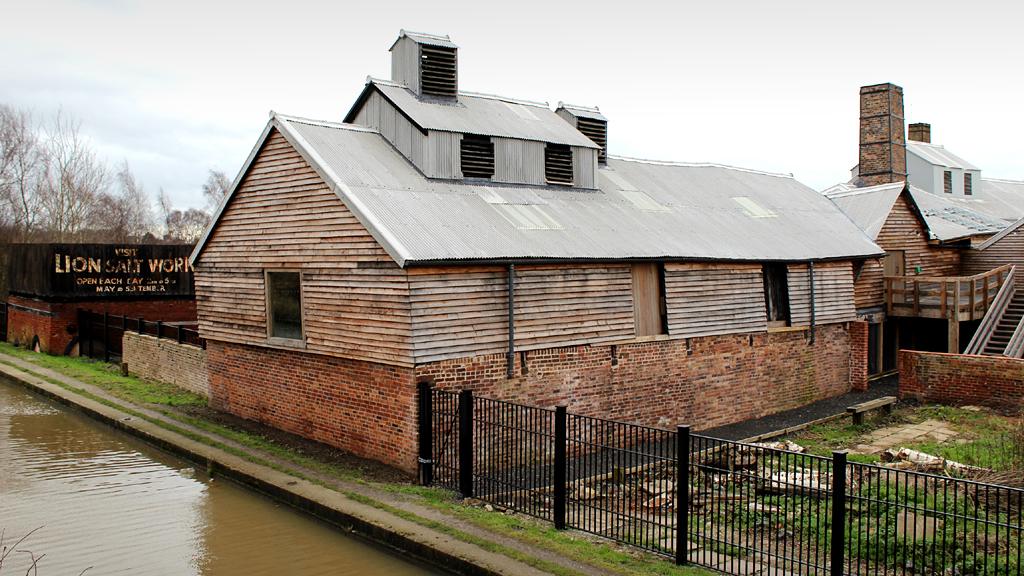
[964,265,1016,355]
[885,264,1014,321]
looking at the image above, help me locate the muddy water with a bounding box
[0,382,438,575]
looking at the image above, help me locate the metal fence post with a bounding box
[554,406,567,530]
[138,317,145,335]
[458,389,474,498]
[830,450,848,576]
[417,381,434,486]
[177,325,184,344]
[103,312,110,362]
[676,425,691,565]
[156,320,163,340]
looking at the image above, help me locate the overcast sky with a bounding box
[2,0,1021,210]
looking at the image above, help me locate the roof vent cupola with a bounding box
[556,103,607,165]
[390,30,458,99]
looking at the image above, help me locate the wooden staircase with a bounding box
[982,294,1024,356]
[964,265,1024,358]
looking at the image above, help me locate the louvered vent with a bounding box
[460,134,494,179]
[545,144,574,186]
[576,117,607,165]
[420,45,457,97]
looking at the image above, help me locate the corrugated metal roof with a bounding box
[389,30,458,49]
[361,79,599,148]
[974,178,1024,222]
[975,215,1024,250]
[823,181,1005,242]
[907,141,980,170]
[262,114,881,266]
[556,102,607,121]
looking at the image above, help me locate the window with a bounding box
[964,173,973,196]
[943,170,952,194]
[544,144,574,186]
[632,263,667,336]
[460,134,494,179]
[266,271,303,341]
[762,263,791,327]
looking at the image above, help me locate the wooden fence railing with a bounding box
[885,264,1013,321]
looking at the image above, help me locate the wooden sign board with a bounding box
[8,244,195,300]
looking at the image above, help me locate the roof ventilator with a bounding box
[420,45,457,97]
[545,144,574,186]
[460,135,494,178]
[575,117,607,165]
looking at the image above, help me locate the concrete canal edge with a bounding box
[0,363,553,576]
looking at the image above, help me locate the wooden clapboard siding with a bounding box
[853,194,961,310]
[963,226,1024,290]
[788,261,857,326]
[516,264,634,348]
[408,264,635,363]
[195,129,413,365]
[408,266,509,362]
[664,263,767,337]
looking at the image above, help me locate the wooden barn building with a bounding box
[825,83,1018,379]
[191,31,882,472]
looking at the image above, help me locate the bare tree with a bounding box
[37,111,108,242]
[201,169,231,213]
[0,105,42,242]
[92,161,153,242]
[164,207,209,243]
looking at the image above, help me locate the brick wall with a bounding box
[5,295,196,354]
[206,340,418,473]
[899,350,1024,409]
[123,332,209,398]
[418,323,853,432]
[849,320,869,391]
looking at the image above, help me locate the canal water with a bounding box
[0,382,438,575]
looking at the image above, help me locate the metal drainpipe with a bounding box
[809,261,816,344]
[506,263,516,378]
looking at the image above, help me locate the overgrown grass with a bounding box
[0,343,713,576]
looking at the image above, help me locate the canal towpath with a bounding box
[0,351,641,576]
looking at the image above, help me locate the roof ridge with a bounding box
[271,111,379,134]
[367,77,550,109]
[557,102,601,113]
[983,177,1024,184]
[608,155,793,179]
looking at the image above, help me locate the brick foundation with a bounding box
[899,350,1024,409]
[123,332,209,398]
[5,294,196,354]
[849,320,869,391]
[417,323,853,432]
[206,340,418,473]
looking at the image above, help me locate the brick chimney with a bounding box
[857,83,906,187]
[908,122,931,143]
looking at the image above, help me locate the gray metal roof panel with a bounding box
[274,115,882,264]
[823,180,1005,242]
[389,30,458,49]
[907,141,980,171]
[556,103,607,121]
[370,80,599,148]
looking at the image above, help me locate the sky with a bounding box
[2,0,1021,211]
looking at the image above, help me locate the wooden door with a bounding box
[632,263,664,336]
[883,250,905,277]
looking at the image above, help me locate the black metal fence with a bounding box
[419,385,1023,575]
[78,310,203,362]
[0,302,7,342]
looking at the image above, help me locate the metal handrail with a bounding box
[964,265,1016,355]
